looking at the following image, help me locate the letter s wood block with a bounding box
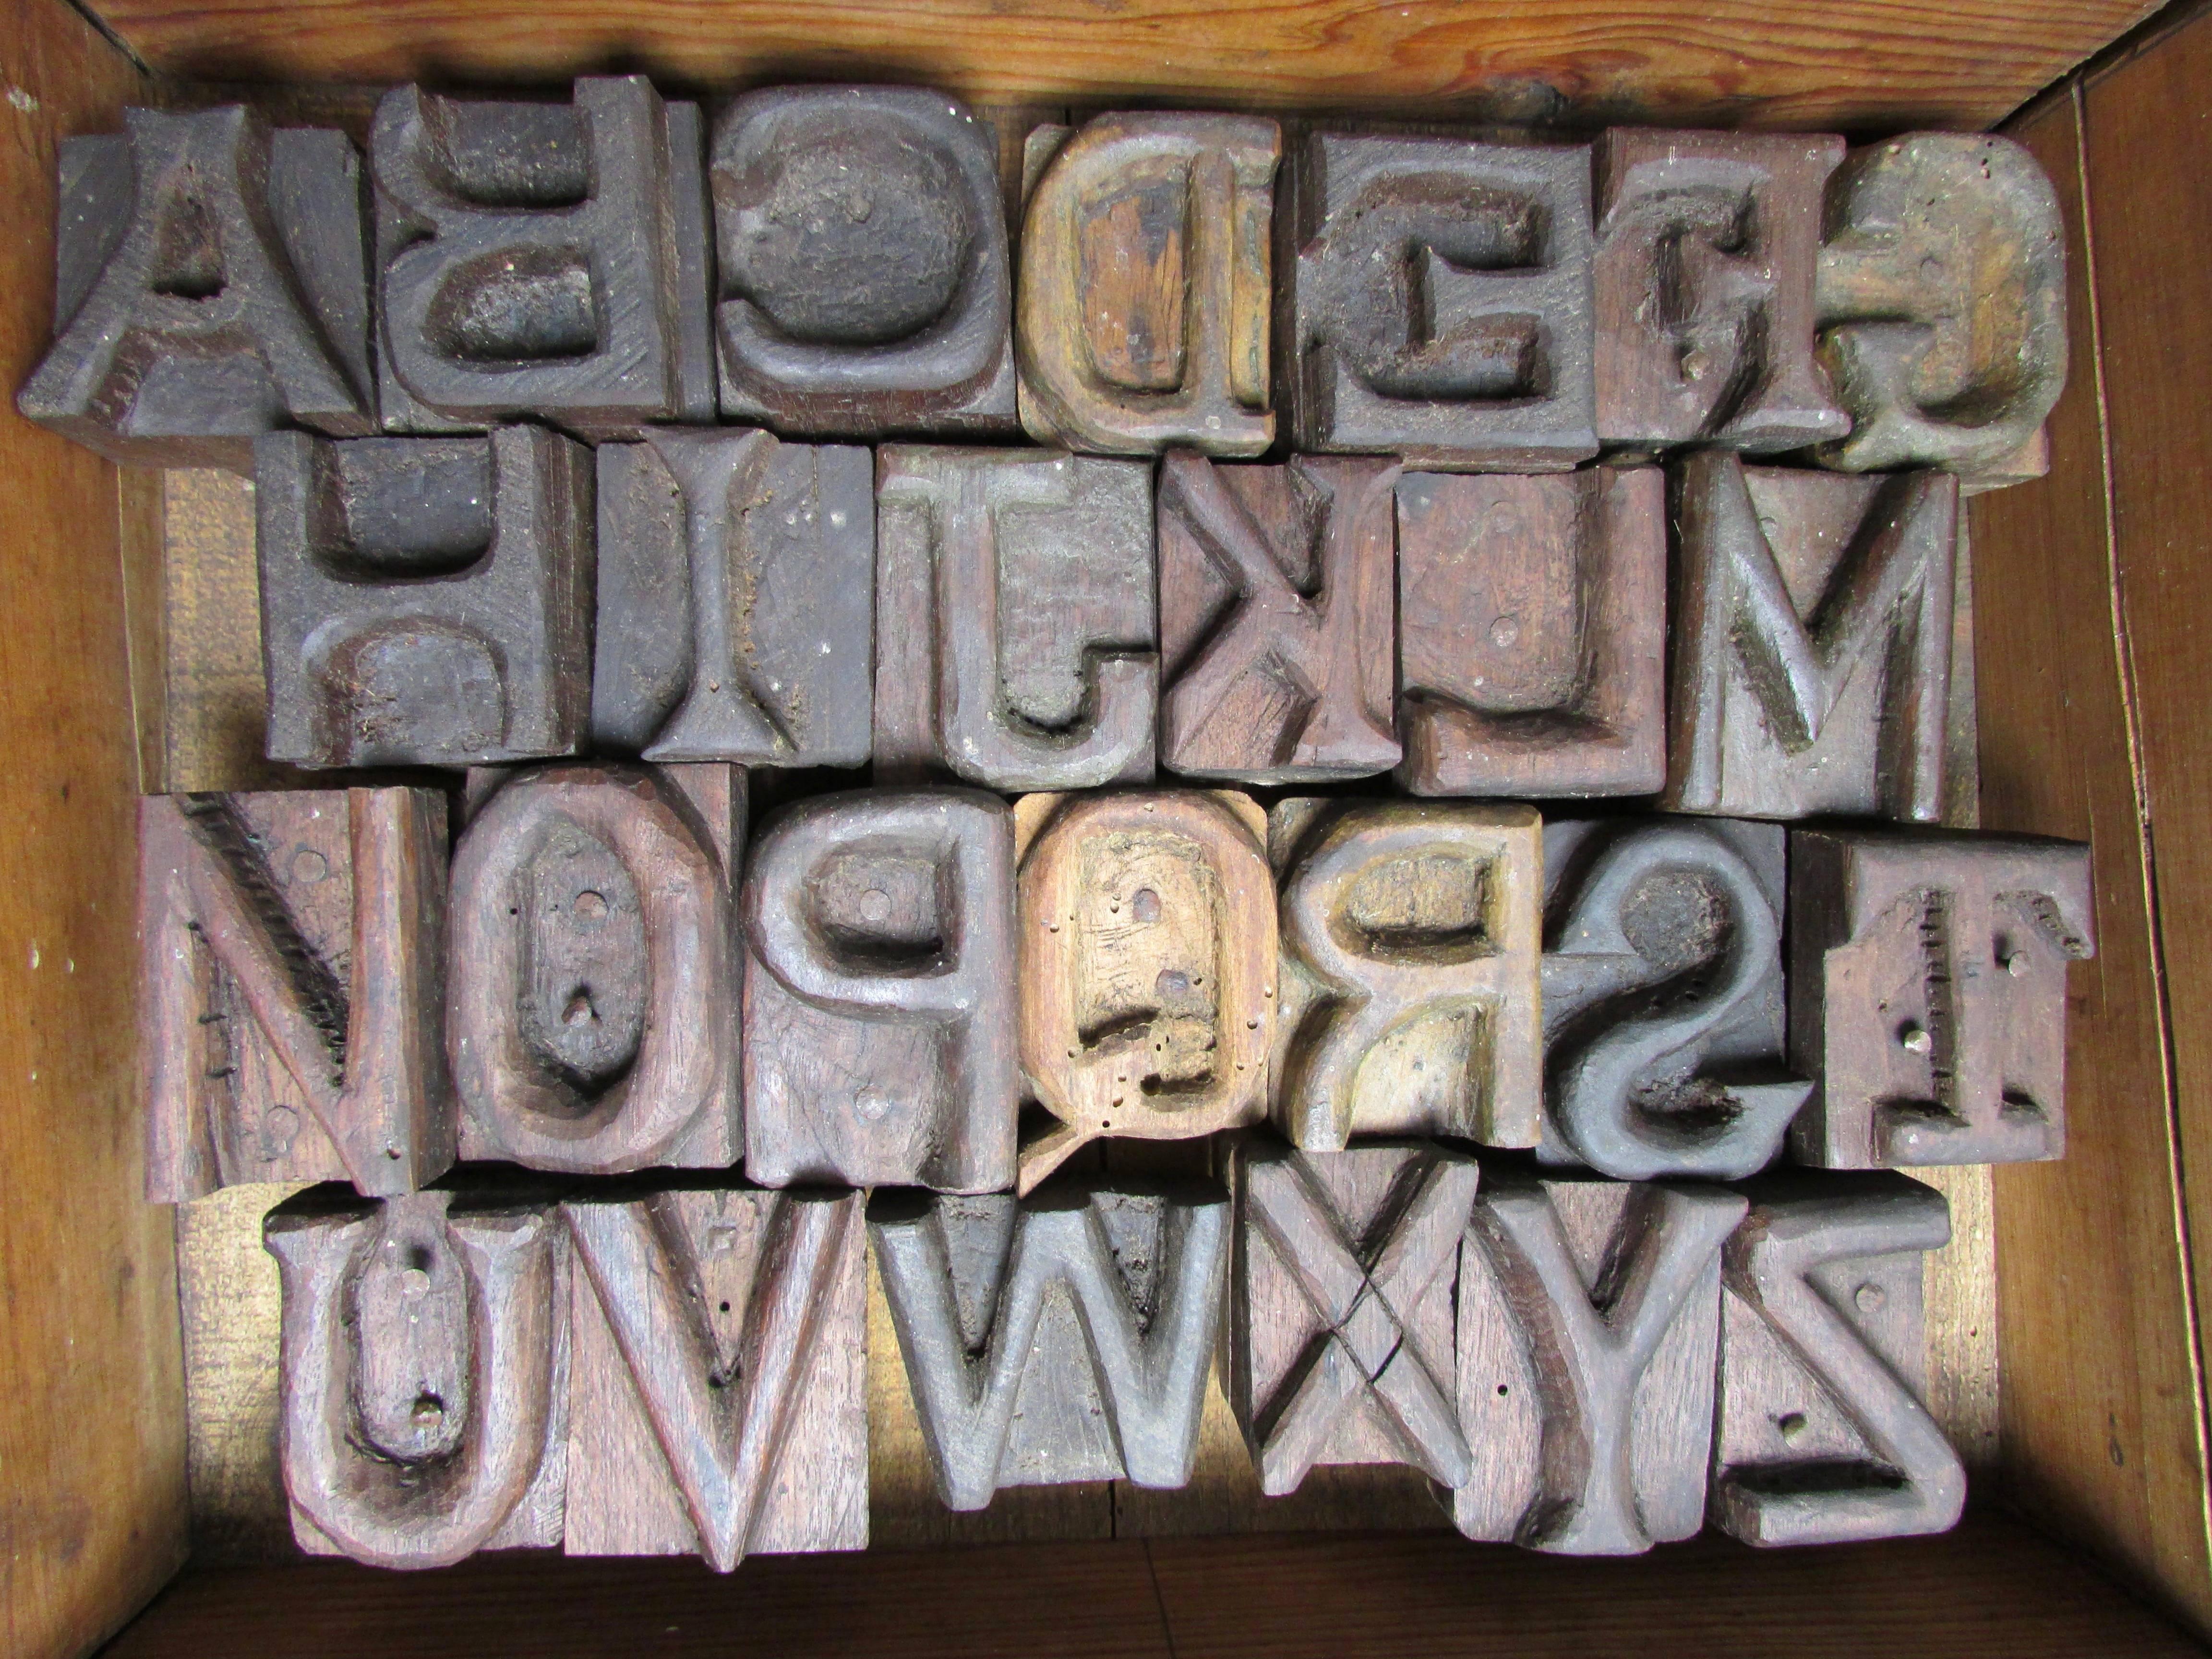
[140,788,452,1200]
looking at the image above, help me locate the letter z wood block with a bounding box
[1788,829,2095,1168]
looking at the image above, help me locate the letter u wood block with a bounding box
[266,1189,569,1569]
[1017,113,1278,456]
[140,788,452,1200]
[1015,790,1274,1192]
[742,789,1017,1191]
[1455,1170,1746,1554]
[449,764,743,1174]
[18,104,375,469]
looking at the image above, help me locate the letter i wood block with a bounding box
[141,788,452,1200]
[448,764,743,1174]
[742,789,1018,1191]
[1456,1170,1746,1553]
[1229,1139,1479,1496]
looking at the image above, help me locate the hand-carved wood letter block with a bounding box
[372,76,713,436]
[141,788,451,1200]
[1015,791,1274,1192]
[449,764,743,1174]
[1816,134,2068,474]
[1713,1170,1965,1546]
[257,425,593,768]
[1540,817,1809,1182]
[1270,800,1542,1151]
[1017,113,1277,456]
[1158,451,1399,783]
[1788,829,2095,1168]
[876,446,1156,790]
[18,105,374,469]
[872,1177,1228,1509]
[1594,129,1848,453]
[562,1182,867,1568]
[1456,1171,1746,1553]
[266,1188,569,1568]
[1663,452,1958,821]
[593,428,874,766]
[712,86,1015,435]
[1229,1140,1479,1496]
[1397,468,1664,798]
[743,789,1016,1191]
[1283,132,1596,470]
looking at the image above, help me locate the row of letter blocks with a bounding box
[24,86,2062,477]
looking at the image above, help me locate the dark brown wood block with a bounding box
[741,788,1016,1191]
[592,428,874,766]
[449,764,743,1174]
[372,76,714,437]
[875,445,1155,791]
[712,85,1015,436]
[1017,113,1277,457]
[1594,128,1847,452]
[1787,828,2094,1169]
[265,1188,570,1569]
[1157,451,1399,783]
[1662,452,1958,821]
[140,788,452,1200]
[257,425,594,768]
[1396,468,1664,798]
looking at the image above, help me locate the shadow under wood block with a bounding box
[712,86,1015,436]
[1281,132,1595,470]
[1593,129,1848,453]
[1713,1170,1964,1547]
[593,428,874,766]
[562,1180,867,1570]
[1017,113,1278,457]
[1662,453,1958,822]
[265,1187,570,1570]
[1787,828,2094,1169]
[743,789,1016,1191]
[1456,1170,1745,1554]
[18,105,374,470]
[448,764,742,1174]
[141,788,452,1200]
[1815,135,2067,475]
[1014,791,1274,1193]
[1539,817,1808,1182]
[876,446,1155,790]
[372,76,713,437]
[870,1177,1227,1511]
[257,426,594,768]
[1396,468,1664,797]
[1228,1139,1478,1498]
[1269,799,1542,1152]
[1157,451,1400,783]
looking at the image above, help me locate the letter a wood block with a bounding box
[266,1188,569,1568]
[1229,1140,1479,1496]
[1018,113,1277,456]
[1015,791,1274,1192]
[1789,829,2095,1168]
[743,789,1017,1191]
[1456,1171,1746,1553]
[871,1178,1228,1510]
[1712,1170,1965,1546]
[141,788,452,1200]
[449,764,743,1174]
[19,105,375,469]
[1270,799,1542,1151]
[562,1181,868,1567]
[1157,451,1400,783]
[1397,468,1665,798]
[1663,452,1958,822]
